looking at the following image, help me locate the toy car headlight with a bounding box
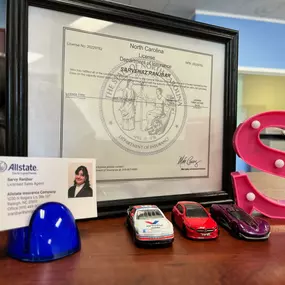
[264,224,270,231]
[187,225,195,230]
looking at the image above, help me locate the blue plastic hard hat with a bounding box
[7,202,81,262]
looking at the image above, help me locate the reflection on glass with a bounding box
[70,17,112,32]
[28,52,43,64]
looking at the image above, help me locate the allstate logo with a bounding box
[0,161,8,172]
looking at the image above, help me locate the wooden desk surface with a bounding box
[1,172,285,285]
[0,212,285,285]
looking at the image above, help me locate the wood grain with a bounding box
[0,211,285,285]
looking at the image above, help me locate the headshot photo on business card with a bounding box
[68,163,94,198]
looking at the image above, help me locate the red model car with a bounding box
[171,201,219,239]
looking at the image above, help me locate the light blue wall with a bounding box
[236,75,250,172]
[0,0,6,29]
[194,14,285,69]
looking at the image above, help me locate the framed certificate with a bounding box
[6,0,238,216]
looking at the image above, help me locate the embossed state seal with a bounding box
[99,57,187,155]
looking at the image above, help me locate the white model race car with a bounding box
[125,205,174,246]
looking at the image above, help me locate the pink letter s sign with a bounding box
[232,111,285,219]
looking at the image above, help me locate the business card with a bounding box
[0,156,97,231]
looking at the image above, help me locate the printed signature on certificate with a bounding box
[177,155,201,169]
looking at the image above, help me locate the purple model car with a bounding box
[209,204,270,240]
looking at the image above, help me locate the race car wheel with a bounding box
[132,231,140,247]
[125,217,130,229]
[232,223,241,239]
[182,224,187,238]
[171,213,175,225]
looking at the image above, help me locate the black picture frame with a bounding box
[6,0,238,217]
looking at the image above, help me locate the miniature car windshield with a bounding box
[228,209,253,224]
[185,205,208,217]
[136,209,163,220]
